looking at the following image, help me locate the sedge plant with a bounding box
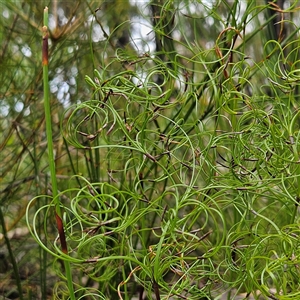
[19,1,300,299]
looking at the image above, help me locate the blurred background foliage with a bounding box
[0,0,300,299]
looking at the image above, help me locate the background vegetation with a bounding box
[1,0,300,299]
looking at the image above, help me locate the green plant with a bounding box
[0,1,299,299]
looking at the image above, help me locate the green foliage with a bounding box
[1,0,300,299]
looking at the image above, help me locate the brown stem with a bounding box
[42,26,48,66]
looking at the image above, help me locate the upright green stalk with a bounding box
[42,7,75,299]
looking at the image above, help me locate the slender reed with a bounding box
[42,7,75,299]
